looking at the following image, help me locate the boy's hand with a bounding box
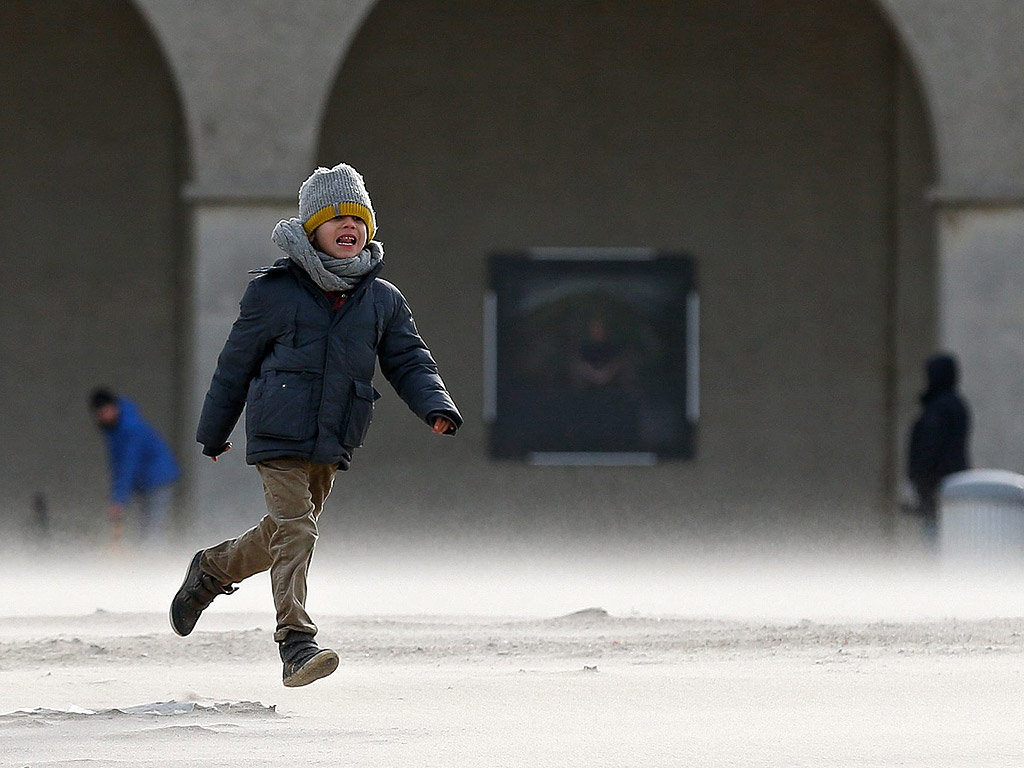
[431,417,454,435]
[204,441,233,461]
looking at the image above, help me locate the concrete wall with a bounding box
[316,0,931,546]
[4,0,1024,551]
[879,0,1024,477]
[0,0,185,538]
[938,208,1024,469]
[891,57,939,494]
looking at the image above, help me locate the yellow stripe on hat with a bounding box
[302,202,375,240]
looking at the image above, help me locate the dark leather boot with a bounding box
[169,550,235,637]
[280,631,339,688]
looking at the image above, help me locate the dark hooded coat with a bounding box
[907,354,970,513]
[196,259,462,469]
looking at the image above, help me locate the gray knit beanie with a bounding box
[299,163,377,240]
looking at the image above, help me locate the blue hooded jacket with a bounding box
[102,398,181,504]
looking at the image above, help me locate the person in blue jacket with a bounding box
[89,387,180,544]
[169,162,462,688]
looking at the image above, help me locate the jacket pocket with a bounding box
[342,379,380,448]
[251,370,318,441]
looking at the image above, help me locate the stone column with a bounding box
[879,0,1024,475]
[134,0,377,539]
[185,195,296,540]
[936,201,1024,472]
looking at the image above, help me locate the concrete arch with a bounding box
[315,0,938,544]
[875,0,1024,200]
[0,0,187,537]
[872,0,941,187]
[132,0,375,198]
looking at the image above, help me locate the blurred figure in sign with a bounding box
[906,353,971,540]
[569,315,631,390]
[89,387,180,546]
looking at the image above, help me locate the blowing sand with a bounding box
[2,546,1023,766]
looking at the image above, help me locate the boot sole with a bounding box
[283,649,340,688]
[169,550,204,637]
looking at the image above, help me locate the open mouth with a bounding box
[336,234,357,247]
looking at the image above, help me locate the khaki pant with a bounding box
[200,458,337,643]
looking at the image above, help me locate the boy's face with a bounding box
[93,403,120,429]
[311,215,368,260]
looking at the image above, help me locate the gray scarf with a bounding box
[271,217,383,293]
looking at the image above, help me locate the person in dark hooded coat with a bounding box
[907,353,971,522]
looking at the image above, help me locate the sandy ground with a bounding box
[2,546,1023,767]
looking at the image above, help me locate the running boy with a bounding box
[170,163,462,687]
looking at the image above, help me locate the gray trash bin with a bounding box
[939,469,1024,565]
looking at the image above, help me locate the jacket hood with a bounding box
[102,397,142,432]
[921,354,959,403]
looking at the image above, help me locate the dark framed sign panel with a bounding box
[485,248,699,465]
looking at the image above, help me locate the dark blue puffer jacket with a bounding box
[196,259,462,468]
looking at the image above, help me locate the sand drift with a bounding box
[1,547,1022,765]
